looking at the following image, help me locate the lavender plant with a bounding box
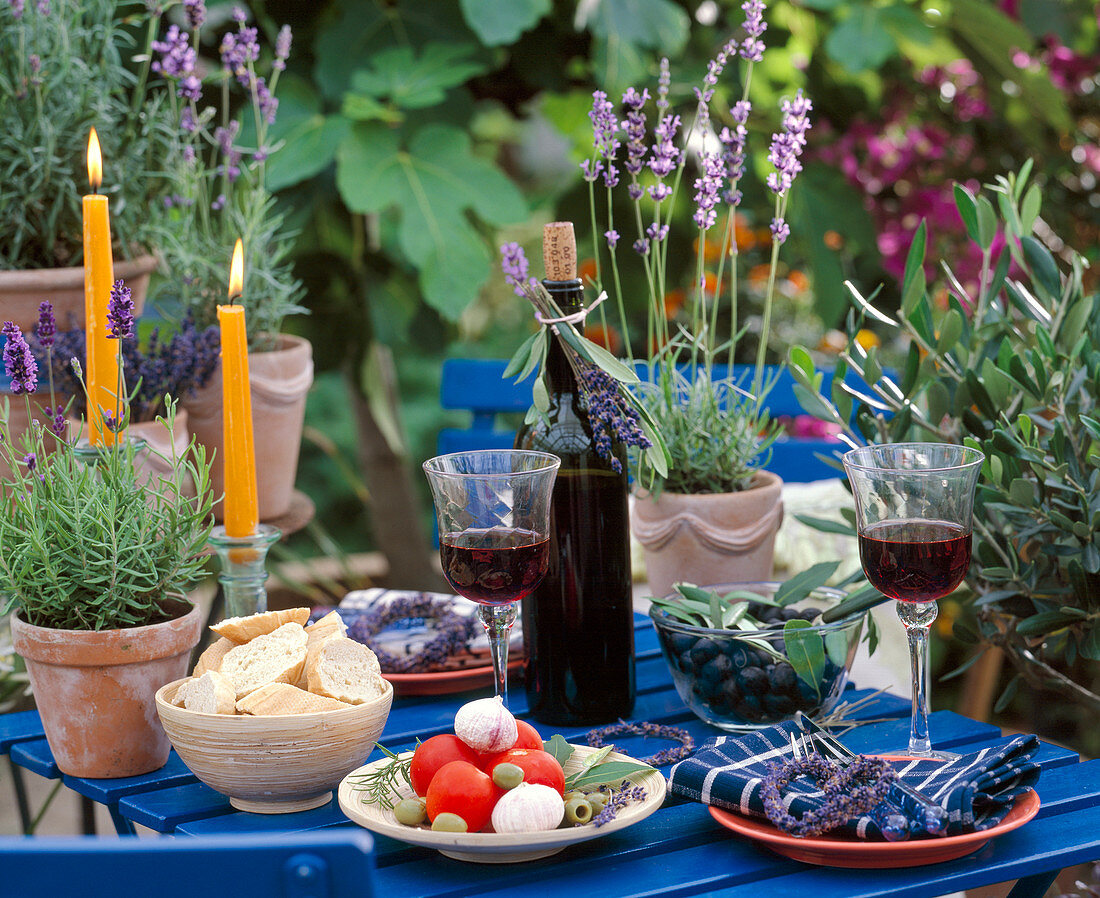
[0,304,214,631]
[0,0,173,268]
[30,304,219,425]
[577,1,814,495]
[146,2,305,346]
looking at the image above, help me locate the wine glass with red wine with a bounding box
[843,443,984,758]
[422,450,560,705]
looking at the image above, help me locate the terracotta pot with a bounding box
[632,470,785,599]
[10,601,203,778]
[0,254,157,332]
[183,333,313,521]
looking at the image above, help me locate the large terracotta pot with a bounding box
[183,333,313,521]
[631,470,785,599]
[0,254,157,332]
[10,601,203,778]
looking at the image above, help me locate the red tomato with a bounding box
[513,719,543,751]
[410,734,481,797]
[480,748,565,796]
[425,760,497,832]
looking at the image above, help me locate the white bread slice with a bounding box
[219,623,309,699]
[304,610,348,639]
[306,636,385,705]
[193,636,235,677]
[210,607,311,644]
[179,671,237,715]
[236,682,351,715]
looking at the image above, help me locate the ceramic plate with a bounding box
[338,745,666,863]
[384,657,524,697]
[710,788,1040,868]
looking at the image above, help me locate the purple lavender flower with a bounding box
[588,91,620,189]
[591,786,647,827]
[231,5,246,24]
[211,193,227,211]
[633,238,650,256]
[28,54,41,76]
[43,405,66,440]
[770,219,790,244]
[649,114,681,179]
[180,107,197,134]
[622,86,650,188]
[646,223,669,242]
[2,322,37,395]
[152,25,201,101]
[656,57,671,115]
[578,366,651,473]
[693,151,725,230]
[183,0,205,30]
[740,0,767,63]
[220,22,259,87]
[106,280,134,340]
[214,121,242,181]
[10,0,24,20]
[500,243,533,296]
[766,89,813,240]
[719,100,752,206]
[35,0,46,14]
[694,37,739,131]
[580,159,604,184]
[605,230,620,250]
[253,75,278,125]
[34,301,55,349]
[274,24,292,72]
[22,452,36,474]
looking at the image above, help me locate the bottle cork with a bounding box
[542,221,577,281]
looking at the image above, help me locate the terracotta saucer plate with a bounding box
[710,782,1040,868]
[384,656,525,697]
[338,745,666,863]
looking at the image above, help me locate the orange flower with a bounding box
[818,330,847,354]
[855,329,880,350]
[787,270,810,293]
[693,236,725,264]
[702,271,720,296]
[663,288,685,318]
[733,221,757,251]
[823,230,844,251]
[748,263,772,288]
[584,323,622,355]
[578,258,598,285]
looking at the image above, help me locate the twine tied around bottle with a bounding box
[535,290,608,334]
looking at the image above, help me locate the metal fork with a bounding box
[789,732,911,842]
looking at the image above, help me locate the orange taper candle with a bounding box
[82,128,119,447]
[218,239,259,537]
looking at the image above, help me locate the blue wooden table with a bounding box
[4,615,1099,898]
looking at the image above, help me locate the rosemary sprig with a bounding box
[346,743,414,810]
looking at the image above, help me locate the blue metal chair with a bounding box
[2,829,377,898]
[438,358,852,483]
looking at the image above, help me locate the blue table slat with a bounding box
[61,751,198,803]
[0,710,46,753]
[176,796,353,835]
[9,737,59,779]
[117,780,233,832]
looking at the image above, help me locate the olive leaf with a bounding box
[783,619,826,696]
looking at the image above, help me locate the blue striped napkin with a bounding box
[667,721,1040,839]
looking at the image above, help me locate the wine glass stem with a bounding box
[897,599,939,756]
[477,602,518,707]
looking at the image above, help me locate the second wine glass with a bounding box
[843,442,983,758]
[422,450,560,706]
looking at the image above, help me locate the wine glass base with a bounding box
[888,747,959,762]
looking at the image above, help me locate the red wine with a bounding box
[514,272,635,725]
[858,519,972,603]
[440,528,549,606]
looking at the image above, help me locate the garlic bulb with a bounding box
[454,695,518,753]
[491,783,566,834]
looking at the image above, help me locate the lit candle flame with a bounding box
[228,238,244,302]
[87,128,102,191]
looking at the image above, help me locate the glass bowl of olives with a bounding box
[648,581,870,732]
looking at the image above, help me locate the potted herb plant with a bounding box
[572,6,810,596]
[2,293,215,779]
[789,164,1100,728]
[0,0,171,326]
[148,6,311,522]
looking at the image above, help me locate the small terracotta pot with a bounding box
[0,254,156,332]
[183,333,313,521]
[11,601,203,778]
[632,471,785,599]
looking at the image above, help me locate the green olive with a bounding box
[564,797,593,825]
[491,762,525,791]
[431,812,469,833]
[563,790,587,803]
[584,792,608,813]
[393,797,427,827]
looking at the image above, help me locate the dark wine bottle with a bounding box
[514,221,636,725]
